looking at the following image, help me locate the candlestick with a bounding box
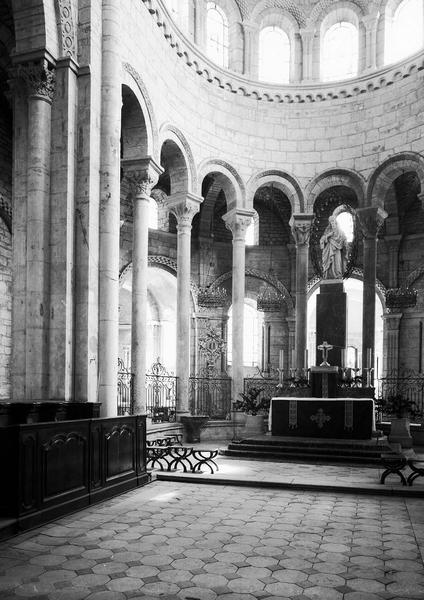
[279,349,284,369]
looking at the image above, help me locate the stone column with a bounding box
[223,209,254,401]
[290,214,314,370]
[357,207,387,371]
[242,21,258,79]
[123,158,162,415]
[48,57,78,401]
[17,60,56,401]
[382,313,402,375]
[98,0,121,417]
[384,234,402,288]
[362,14,378,73]
[169,193,202,417]
[300,28,315,82]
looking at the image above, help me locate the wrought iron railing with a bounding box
[377,369,424,422]
[243,377,280,404]
[189,376,232,419]
[117,359,133,415]
[146,360,177,423]
[117,359,177,421]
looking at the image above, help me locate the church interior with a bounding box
[1,0,424,598]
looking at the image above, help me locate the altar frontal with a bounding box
[270,397,374,440]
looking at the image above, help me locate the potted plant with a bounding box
[377,394,422,448]
[233,387,270,436]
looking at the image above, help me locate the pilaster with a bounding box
[361,13,378,73]
[300,28,315,82]
[382,313,402,375]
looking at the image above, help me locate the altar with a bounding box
[269,397,374,440]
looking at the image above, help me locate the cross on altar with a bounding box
[318,340,333,366]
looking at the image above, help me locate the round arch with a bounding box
[122,63,159,160]
[159,124,197,194]
[306,169,366,211]
[198,159,245,210]
[367,152,424,207]
[211,268,295,315]
[247,170,304,213]
[250,1,306,29]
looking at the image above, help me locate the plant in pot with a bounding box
[233,387,270,437]
[377,394,422,449]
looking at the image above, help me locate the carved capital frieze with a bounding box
[356,207,388,239]
[122,158,163,200]
[16,61,56,102]
[169,193,203,230]
[289,214,315,247]
[222,208,255,242]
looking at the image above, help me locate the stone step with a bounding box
[226,442,387,457]
[220,447,385,465]
[236,437,388,451]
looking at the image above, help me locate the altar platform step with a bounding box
[220,435,392,465]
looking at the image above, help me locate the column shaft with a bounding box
[290,214,314,370]
[171,194,202,416]
[98,0,121,416]
[22,62,55,401]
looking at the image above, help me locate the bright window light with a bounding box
[245,218,255,246]
[336,211,354,243]
[321,21,358,81]
[206,2,229,68]
[149,197,158,229]
[259,26,290,84]
[386,0,424,64]
[227,301,263,366]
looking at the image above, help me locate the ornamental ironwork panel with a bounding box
[378,369,424,423]
[117,359,133,416]
[189,376,231,420]
[146,360,177,423]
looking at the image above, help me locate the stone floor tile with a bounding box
[126,565,159,579]
[236,566,271,579]
[140,554,174,567]
[245,556,278,568]
[191,574,228,589]
[263,581,303,596]
[51,546,86,557]
[343,593,385,600]
[279,558,312,570]
[105,577,143,592]
[14,581,55,596]
[7,564,46,579]
[47,589,91,599]
[86,593,126,600]
[178,587,217,600]
[348,578,386,593]
[172,558,205,571]
[30,555,67,567]
[203,562,237,576]
[272,568,308,584]
[158,569,193,584]
[140,581,180,596]
[302,585,343,599]
[92,563,129,576]
[307,573,346,587]
[386,581,424,596]
[60,560,97,571]
[227,577,265,593]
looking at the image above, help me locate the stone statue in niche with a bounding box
[320,215,349,279]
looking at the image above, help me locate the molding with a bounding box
[141,0,424,104]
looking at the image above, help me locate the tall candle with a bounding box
[304,349,308,368]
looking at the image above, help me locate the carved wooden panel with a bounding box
[104,421,135,481]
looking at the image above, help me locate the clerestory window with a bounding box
[321,21,358,81]
[206,2,229,68]
[258,26,290,84]
[385,0,424,64]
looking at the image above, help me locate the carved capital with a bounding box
[122,157,163,200]
[16,61,56,102]
[289,214,314,247]
[169,192,202,230]
[222,208,255,242]
[356,207,388,239]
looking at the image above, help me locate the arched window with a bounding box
[227,300,263,366]
[206,2,229,68]
[321,21,359,81]
[163,0,189,32]
[259,26,290,84]
[385,0,424,64]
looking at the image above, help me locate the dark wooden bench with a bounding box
[407,458,424,486]
[146,445,219,474]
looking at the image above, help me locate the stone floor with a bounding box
[1,454,424,600]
